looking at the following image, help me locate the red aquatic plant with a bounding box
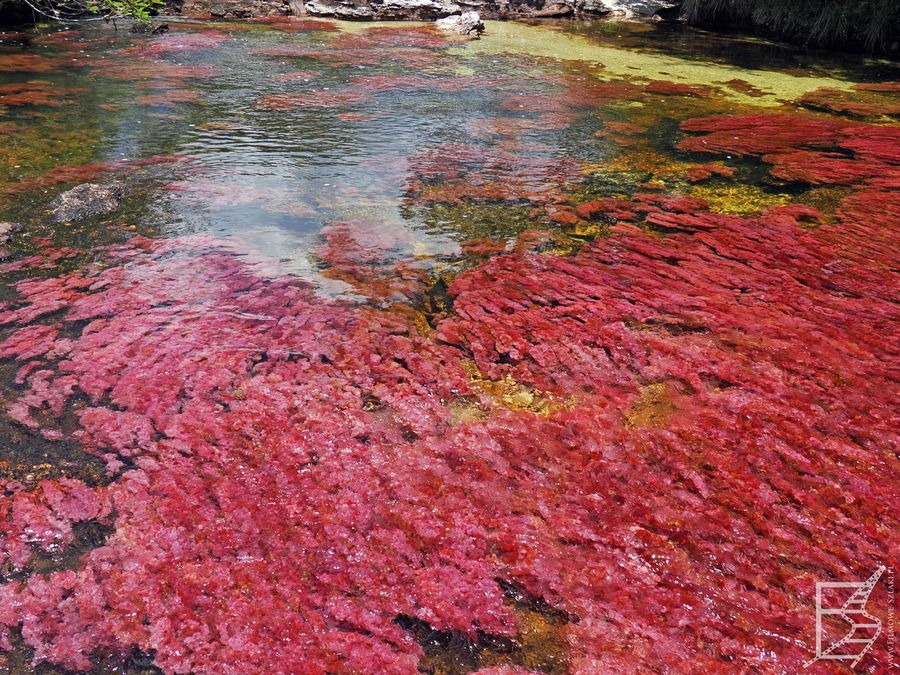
[0,36,897,671]
[0,171,894,671]
[0,53,68,73]
[405,141,580,207]
[92,59,217,82]
[685,162,736,182]
[679,113,849,156]
[719,78,767,97]
[679,113,900,187]
[644,80,713,97]
[798,86,900,117]
[254,46,332,60]
[128,31,230,58]
[854,80,900,92]
[0,82,85,107]
[314,221,430,304]
[594,120,647,147]
[0,478,111,571]
[3,155,189,195]
[331,26,453,50]
[335,112,377,122]
[273,70,320,83]
[555,72,644,108]
[763,150,890,185]
[256,89,373,110]
[164,179,316,217]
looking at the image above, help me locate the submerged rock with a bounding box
[435,11,484,36]
[49,182,125,223]
[0,222,20,244]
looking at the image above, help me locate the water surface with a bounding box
[0,16,897,674]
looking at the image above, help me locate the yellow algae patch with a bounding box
[688,183,791,215]
[461,359,564,415]
[447,398,488,425]
[625,382,676,429]
[589,146,696,183]
[460,21,854,106]
[411,309,435,337]
[566,221,607,239]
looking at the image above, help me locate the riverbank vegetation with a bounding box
[683,0,900,53]
[0,0,162,26]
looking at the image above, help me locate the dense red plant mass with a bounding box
[0,13,898,665]
[679,113,900,186]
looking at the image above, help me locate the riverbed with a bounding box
[0,16,897,673]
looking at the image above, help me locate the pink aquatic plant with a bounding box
[0,22,897,670]
[129,31,230,58]
[0,144,895,671]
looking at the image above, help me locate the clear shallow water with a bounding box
[1,17,894,283]
[0,16,897,675]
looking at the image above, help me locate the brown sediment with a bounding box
[624,382,677,430]
[398,582,570,675]
[791,186,856,225]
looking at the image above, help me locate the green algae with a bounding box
[458,21,856,106]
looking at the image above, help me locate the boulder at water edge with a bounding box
[435,11,485,35]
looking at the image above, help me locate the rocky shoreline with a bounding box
[179,0,680,23]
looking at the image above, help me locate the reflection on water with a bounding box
[0,15,897,674]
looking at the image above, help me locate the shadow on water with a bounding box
[560,18,900,83]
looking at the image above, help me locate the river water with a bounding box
[0,16,897,674]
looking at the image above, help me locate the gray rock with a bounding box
[579,0,680,17]
[532,2,573,16]
[182,0,289,19]
[180,0,680,20]
[304,0,376,18]
[435,11,484,35]
[380,0,461,19]
[50,182,125,223]
[305,0,461,19]
[0,222,21,244]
